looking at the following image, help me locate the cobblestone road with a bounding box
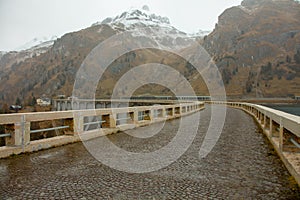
[0,106,299,199]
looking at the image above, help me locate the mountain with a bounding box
[0,1,300,110]
[202,0,300,98]
[0,6,198,109]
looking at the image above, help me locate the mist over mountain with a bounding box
[0,1,299,109]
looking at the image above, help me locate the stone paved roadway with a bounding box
[0,106,299,199]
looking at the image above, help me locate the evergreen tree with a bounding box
[16,97,21,105]
[294,50,300,64]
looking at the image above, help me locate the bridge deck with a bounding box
[0,106,299,199]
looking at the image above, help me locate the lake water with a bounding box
[265,104,300,116]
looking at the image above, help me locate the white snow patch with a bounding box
[15,36,57,51]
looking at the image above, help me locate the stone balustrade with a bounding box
[0,101,204,158]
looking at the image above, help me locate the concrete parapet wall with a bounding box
[0,101,204,158]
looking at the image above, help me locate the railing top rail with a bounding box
[244,103,300,122]
[227,101,300,120]
[53,98,198,104]
[225,101,300,137]
[0,101,203,124]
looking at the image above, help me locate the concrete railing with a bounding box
[52,99,195,111]
[52,97,211,111]
[209,101,300,185]
[0,101,204,158]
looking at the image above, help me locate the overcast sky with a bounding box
[0,0,242,51]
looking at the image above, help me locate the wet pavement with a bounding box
[0,105,299,199]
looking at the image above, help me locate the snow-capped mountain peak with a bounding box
[112,7,170,25]
[93,5,172,29]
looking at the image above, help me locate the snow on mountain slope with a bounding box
[92,5,210,44]
[188,30,211,38]
[91,5,205,49]
[15,36,57,52]
[0,51,6,58]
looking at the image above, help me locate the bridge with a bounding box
[52,96,212,111]
[0,100,300,198]
[0,101,203,157]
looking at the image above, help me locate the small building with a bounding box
[37,97,51,106]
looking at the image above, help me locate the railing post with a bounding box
[23,121,30,146]
[131,110,139,124]
[269,118,273,137]
[162,108,166,118]
[53,100,57,111]
[149,109,154,122]
[109,113,117,128]
[5,115,30,146]
[57,102,61,111]
[133,110,139,124]
[279,125,284,151]
[73,112,84,134]
[263,113,267,127]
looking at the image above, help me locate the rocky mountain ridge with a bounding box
[92,5,173,30]
[202,0,300,97]
[0,1,299,110]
